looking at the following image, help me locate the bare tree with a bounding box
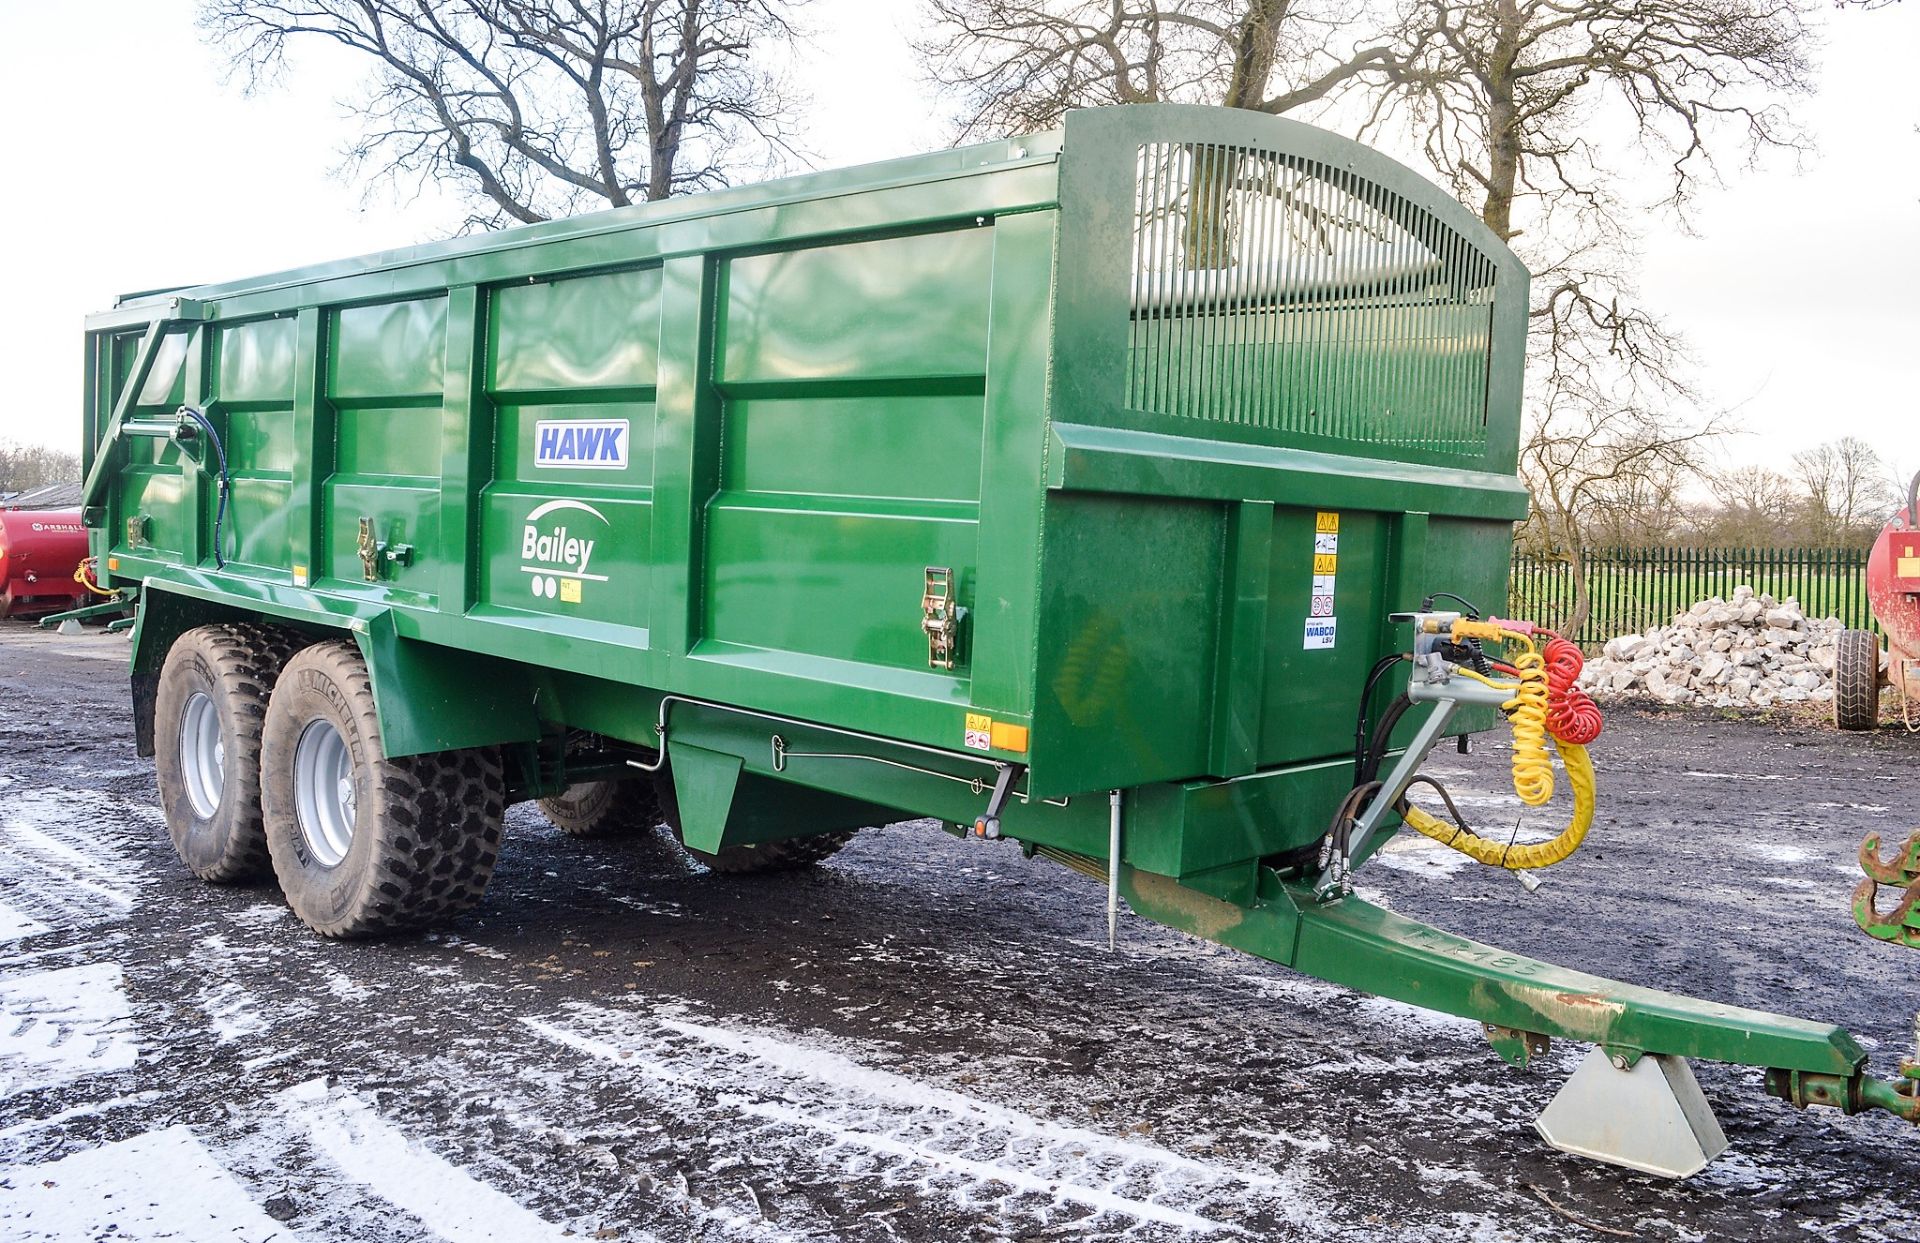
[1577,454,1695,548]
[1516,402,1723,633]
[1347,0,1811,628]
[200,0,805,227]
[1700,463,1800,545]
[1792,437,1900,546]
[916,1,1406,141]
[0,443,82,494]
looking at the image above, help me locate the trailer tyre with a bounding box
[654,770,855,874]
[154,624,300,883]
[538,779,661,838]
[261,640,505,937]
[1833,629,1882,732]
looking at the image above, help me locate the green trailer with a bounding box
[81,103,1915,1175]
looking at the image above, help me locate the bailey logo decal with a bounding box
[520,498,609,604]
[535,418,629,470]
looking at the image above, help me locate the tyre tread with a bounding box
[538,779,660,839]
[1834,628,1880,732]
[158,623,303,883]
[265,641,504,938]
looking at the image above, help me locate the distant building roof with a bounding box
[0,483,82,510]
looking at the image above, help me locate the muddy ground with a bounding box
[1,621,1917,1241]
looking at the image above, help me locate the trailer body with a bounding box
[84,104,1918,1173]
[84,105,1527,898]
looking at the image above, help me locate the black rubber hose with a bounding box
[1352,654,1410,785]
[1421,591,1483,619]
[177,406,230,569]
[1360,693,1414,789]
[1325,780,1383,864]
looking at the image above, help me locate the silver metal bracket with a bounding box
[922,566,961,669]
[357,516,413,581]
[1536,1048,1728,1178]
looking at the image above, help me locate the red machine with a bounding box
[1867,473,1920,677]
[0,508,90,619]
[1848,473,1920,945]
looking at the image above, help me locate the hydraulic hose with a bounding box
[177,405,230,569]
[74,557,115,597]
[1397,624,1601,871]
[1401,740,1595,870]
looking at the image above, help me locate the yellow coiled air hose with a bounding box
[1400,629,1596,870]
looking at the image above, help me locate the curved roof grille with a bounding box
[1126,141,1497,456]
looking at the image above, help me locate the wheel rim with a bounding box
[178,692,225,820]
[293,718,356,867]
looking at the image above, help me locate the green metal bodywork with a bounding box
[85,104,1908,1117]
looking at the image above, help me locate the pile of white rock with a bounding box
[1577,586,1854,709]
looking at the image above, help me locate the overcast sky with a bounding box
[0,0,1911,483]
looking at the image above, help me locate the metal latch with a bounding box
[922,566,962,669]
[125,514,150,548]
[357,516,414,582]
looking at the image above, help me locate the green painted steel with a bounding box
[91,105,1525,814]
[86,103,1911,1122]
[1123,867,1868,1076]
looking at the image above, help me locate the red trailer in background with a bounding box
[1834,472,1920,731]
[0,508,89,619]
[1840,472,1920,945]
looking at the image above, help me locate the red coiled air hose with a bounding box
[1543,635,1603,744]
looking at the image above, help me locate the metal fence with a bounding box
[1508,546,1874,650]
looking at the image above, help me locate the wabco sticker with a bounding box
[1304,617,1337,650]
[535,418,629,470]
[521,498,610,603]
[964,712,993,752]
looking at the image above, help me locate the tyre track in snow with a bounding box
[522,1001,1317,1237]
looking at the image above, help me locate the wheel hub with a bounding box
[178,691,225,820]
[293,718,356,867]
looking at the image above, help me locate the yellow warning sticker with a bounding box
[1316,511,1340,533]
[1313,553,1338,575]
[292,564,309,587]
[965,712,992,752]
[559,577,583,603]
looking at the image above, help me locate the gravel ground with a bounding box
[2,621,1918,1241]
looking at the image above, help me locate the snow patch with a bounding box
[0,962,138,1096]
[0,1125,283,1242]
[1373,834,1472,879]
[226,903,288,929]
[273,1078,583,1243]
[1747,842,1814,866]
[196,980,268,1043]
[0,902,49,945]
[1352,996,1480,1038]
